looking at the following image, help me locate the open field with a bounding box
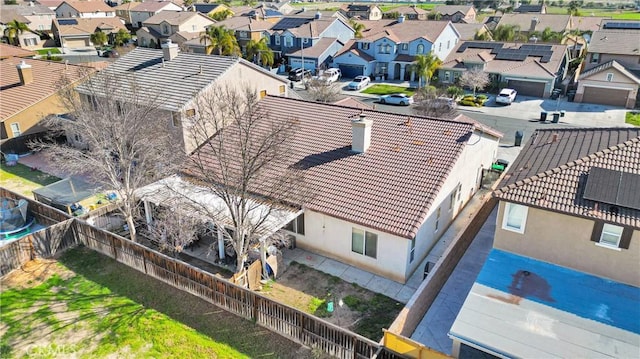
[0,248,312,358]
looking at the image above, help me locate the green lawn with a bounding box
[0,163,60,197]
[361,84,415,96]
[0,247,307,359]
[544,6,640,19]
[35,48,62,55]
[626,112,640,127]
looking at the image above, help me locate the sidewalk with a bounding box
[281,188,491,303]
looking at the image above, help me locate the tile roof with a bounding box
[433,5,474,16]
[514,4,545,13]
[0,9,29,24]
[452,23,489,40]
[59,0,113,13]
[578,60,640,83]
[570,16,608,32]
[75,47,285,111]
[0,43,36,59]
[497,13,571,33]
[132,1,179,12]
[36,0,64,9]
[192,3,222,14]
[143,10,211,26]
[287,37,339,58]
[334,39,375,62]
[53,17,126,35]
[0,57,93,120]
[495,128,640,227]
[0,3,55,15]
[187,96,500,239]
[440,41,567,79]
[113,2,140,11]
[216,16,273,32]
[588,29,640,56]
[383,5,427,15]
[357,19,450,43]
[333,96,373,110]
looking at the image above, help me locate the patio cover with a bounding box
[32,177,101,208]
[449,249,640,358]
[134,175,302,240]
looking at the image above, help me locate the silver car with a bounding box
[347,76,370,90]
[379,93,414,106]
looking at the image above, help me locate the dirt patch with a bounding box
[2,258,73,289]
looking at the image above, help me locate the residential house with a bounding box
[575,21,640,108]
[184,16,272,55]
[0,3,56,33]
[36,0,64,11]
[138,96,502,284]
[514,4,547,13]
[339,4,382,21]
[432,5,476,23]
[266,1,294,16]
[246,5,284,23]
[114,2,140,26]
[495,14,571,42]
[267,13,354,72]
[450,128,640,358]
[0,58,92,152]
[136,11,214,49]
[332,19,460,80]
[452,23,492,41]
[55,1,116,18]
[52,17,127,51]
[0,12,42,49]
[190,3,232,19]
[0,43,36,59]
[570,16,609,33]
[74,45,289,152]
[382,5,428,21]
[439,41,569,98]
[130,1,183,29]
[482,15,501,31]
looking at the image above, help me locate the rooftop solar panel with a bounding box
[603,21,640,30]
[271,17,311,30]
[584,167,640,211]
[58,19,78,25]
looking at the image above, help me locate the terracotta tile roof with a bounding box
[53,17,126,35]
[495,128,640,227]
[588,29,640,56]
[187,96,501,239]
[144,10,212,26]
[287,37,338,58]
[0,57,93,121]
[440,41,567,79]
[0,43,36,59]
[356,19,450,43]
[333,96,373,110]
[496,14,571,33]
[59,0,113,13]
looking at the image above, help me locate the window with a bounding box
[591,221,632,249]
[284,36,292,47]
[606,73,614,82]
[502,203,528,233]
[379,44,392,54]
[410,237,415,263]
[260,90,267,99]
[185,109,196,117]
[449,185,459,211]
[192,25,197,31]
[447,40,450,49]
[171,113,180,127]
[417,44,424,54]
[438,42,442,51]
[435,207,441,231]
[275,35,280,45]
[303,37,309,44]
[599,223,623,247]
[10,123,21,137]
[279,85,286,94]
[163,24,169,34]
[590,53,600,64]
[284,213,305,235]
[444,71,451,82]
[362,42,370,50]
[401,43,408,51]
[351,228,377,258]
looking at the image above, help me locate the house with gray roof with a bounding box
[494,13,571,42]
[138,95,501,284]
[450,127,640,358]
[136,10,214,48]
[382,5,428,20]
[130,1,182,29]
[339,4,382,20]
[439,40,569,98]
[433,5,476,23]
[75,45,288,152]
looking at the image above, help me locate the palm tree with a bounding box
[90,31,108,47]
[349,20,365,39]
[210,9,233,21]
[4,20,29,46]
[245,37,274,67]
[492,24,520,41]
[413,53,441,88]
[541,27,563,42]
[199,25,240,56]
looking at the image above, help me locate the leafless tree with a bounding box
[34,71,181,242]
[179,85,310,275]
[305,79,342,103]
[412,86,459,119]
[459,69,490,97]
[146,204,202,257]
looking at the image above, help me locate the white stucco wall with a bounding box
[432,23,460,60]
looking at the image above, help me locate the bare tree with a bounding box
[146,205,201,257]
[412,86,459,119]
[180,85,310,274]
[305,78,342,103]
[35,71,181,242]
[459,69,490,97]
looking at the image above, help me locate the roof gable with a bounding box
[578,60,640,83]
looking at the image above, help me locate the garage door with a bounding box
[64,38,90,48]
[581,86,629,107]
[338,64,364,79]
[507,80,546,97]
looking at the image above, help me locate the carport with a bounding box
[581,86,629,107]
[506,79,546,97]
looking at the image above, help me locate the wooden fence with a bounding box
[0,187,72,225]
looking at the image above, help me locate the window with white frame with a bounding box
[606,73,614,82]
[362,42,370,50]
[599,223,623,247]
[444,71,451,82]
[275,35,280,45]
[192,25,197,31]
[10,123,21,137]
[303,37,309,44]
[417,44,424,54]
[449,184,459,211]
[447,40,450,49]
[502,203,528,233]
[410,237,415,262]
[284,36,292,47]
[284,213,305,235]
[591,53,600,63]
[435,207,441,231]
[401,43,408,50]
[163,24,169,34]
[351,228,377,258]
[438,42,442,51]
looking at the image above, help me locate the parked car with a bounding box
[347,76,370,90]
[496,88,517,105]
[288,68,312,81]
[379,93,414,106]
[313,68,342,84]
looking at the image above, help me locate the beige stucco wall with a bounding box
[2,94,65,140]
[575,67,638,108]
[494,201,640,287]
[585,53,640,72]
[176,15,215,33]
[24,13,55,32]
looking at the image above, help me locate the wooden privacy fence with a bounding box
[73,220,406,359]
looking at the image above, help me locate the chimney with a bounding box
[161,39,179,61]
[398,14,405,23]
[530,17,539,32]
[17,60,33,85]
[315,11,321,19]
[351,113,373,153]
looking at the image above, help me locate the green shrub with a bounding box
[458,99,479,107]
[476,94,488,100]
[462,95,475,101]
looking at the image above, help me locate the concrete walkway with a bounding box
[281,189,491,304]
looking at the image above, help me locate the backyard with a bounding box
[0,163,60,197]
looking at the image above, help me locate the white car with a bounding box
[496,88,517,105]
[347,76,370,90]
[313,68,341,84]
[379,93,414,106]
